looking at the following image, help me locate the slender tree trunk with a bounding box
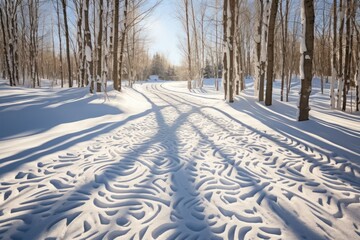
[225,0,235,103]
[235,1,240,95]
[337,0,345,109]
[354,1,360,111]
[51,16,57,84]
[330,0,337,108]
[259,1,269,102]
[280,0,289,101]
[185,0,192,90]
[75,0,85,87]
[29,0,39,88]
[255,0,264,98]
[112,0,120,90]
[0,8,12,86]
[56,0,64,87]
[84,0,93,93]
[342,0,352,111]
[265,0,279,106]
[222,0,228,99]
[118,0,128,92]
[214,0,220,91]
[102,0,111,89]
[61,0,72,87]
[298,0,315,121]
[96,0,103,92]
[190,0,200,87]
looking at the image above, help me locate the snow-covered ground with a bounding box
[0,78,359,239]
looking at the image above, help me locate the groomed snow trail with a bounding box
[1,82,360,240]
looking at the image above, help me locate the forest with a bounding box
[1,0,359,119]
[0,1,360,239]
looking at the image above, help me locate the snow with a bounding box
[0,78,359,239]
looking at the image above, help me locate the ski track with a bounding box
[0,82,360,240]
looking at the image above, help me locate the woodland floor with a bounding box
[0,78,359,239]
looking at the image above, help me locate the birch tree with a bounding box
[185,0,192,90]
[258,1,270,102]
[264,0,279,106]
[254,0,264,98]
[279,0,290,101]
[112,0,120,90]
[96,0,103,92]
[330,0,337,108]
[29,0,40,88]
[56,0,64,87]
[118,0,129,91]
[223,0,235,103]
[84,0,94,93]
[61,0,72,87]
[298,0,315,121]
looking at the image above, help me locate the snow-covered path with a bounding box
[1,81,360,239]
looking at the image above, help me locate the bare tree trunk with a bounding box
[298,0,315,121]
[61,0,72,87]
[118,0,129,91]
[29,0,39,88]
[280,0,289,101]
[2,1,20,86]
[214,0,219,91]
[222,0,228,99]
[342,0,352,111]
[96,0,103,92]
[235,1,242,96]
[330,0,337,108]
[190,0,200,88]
[265,0,279,106]
[56,0,64,88]
[259,1,269,102]
[102,0,111,89]
[84,0,93,93]
[199,1,206,88]
[0,8,12,86]
[225,0,235,103]
[185,0,192,90]
[112,0,120,90]
[254,0,264,98]
[20,4,27,85]
[354,1,360,111]
[75,0,85,87]
[337,0,345,109]
[51,16,57,84]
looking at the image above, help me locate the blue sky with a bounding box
[146,0,183,66]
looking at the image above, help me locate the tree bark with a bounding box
[255,0,264,98]
[225,0,235,103]
[298,0,315,121]
[259,0,269,102]
[337,0,345,109]
[84,0,93,93]
[61,0,72,87]
[56,0,64,88]
[185,0,192,90]
[222,0,228,99]
[330,0,337,108]
[118,0,129,92]
[342,0,352,111]
[96,0,103,92]
[265,0,279,106]
[112,0,120,90]
[0,8,12,86]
